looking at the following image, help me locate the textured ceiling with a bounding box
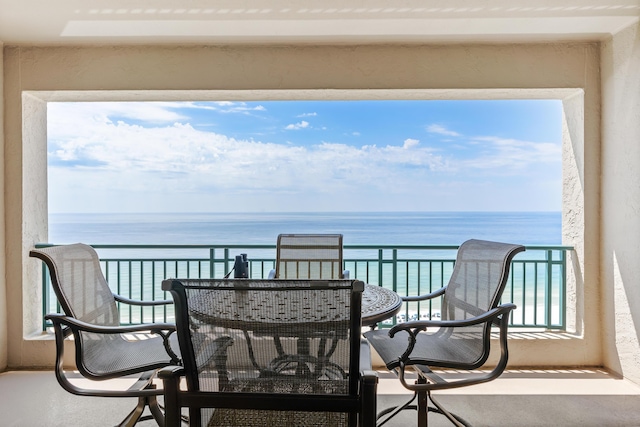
[1,0,639,44]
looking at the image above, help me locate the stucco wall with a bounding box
[601,23,640,383]
[3,43,600,369]
[0,42,6,371]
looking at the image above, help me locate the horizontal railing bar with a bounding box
[35,243,574,251]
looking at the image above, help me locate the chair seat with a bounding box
[365,328,486,371]
[82,333,180,377]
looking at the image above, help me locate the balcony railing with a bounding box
[37,243,572,330]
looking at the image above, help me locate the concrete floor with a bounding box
[1,369,640,426]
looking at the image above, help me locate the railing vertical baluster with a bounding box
[509,263,515,325]
[429,261,434,318]
[561,249,567,330]
[163,261,168,323]
[42,264,49,331]
[224,248,230,277]
[377,249,383,289]
[510,262,515,324]
[546,250,553,328]
[140,261,144,323]
[392,249,398,293]
[209,248,215,278]
[128,261,133,324]
[417,261,422,318]
[116,261,121,322]
[151,261,156,321]
[534,260,539,326]
[522,262,535,325]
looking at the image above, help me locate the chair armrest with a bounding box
[113,294,173,306]
[401,286,446,302]
[388,303,516,337]
[359,338,374,372]
[45,313,176,335]
[359,339,378,427]
[158,366,187,427]
[158,365,185,380]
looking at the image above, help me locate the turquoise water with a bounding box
[49,211,561,246]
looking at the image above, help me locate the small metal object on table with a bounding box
[361,284,403,328]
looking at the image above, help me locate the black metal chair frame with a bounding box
[159,278,378,427]
[31,244,181,427]
[364,239,525,427]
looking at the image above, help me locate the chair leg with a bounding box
[376,393,417,427]
[117,396,148,427]
[149,395,165,427]
[417,384,428,427]
[378,373,472,427]
[115,395,169,427]
[428,392,472,427]
[412,367,475,427]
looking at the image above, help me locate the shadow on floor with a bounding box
[2,370,640,426]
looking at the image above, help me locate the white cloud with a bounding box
[427,124,461,137]
[298,112,317,117]
[215,103,266,114]
[403,138,419,149]
[462,136,561,172]
[48,110,447,200]
[46,102,562,213]
[48,102,189,129]
[285,121,309,130]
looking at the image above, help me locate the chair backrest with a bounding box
[439,239,525,367]
[274,234,345,279]
[163,278,365,427]
[30,243,119,326]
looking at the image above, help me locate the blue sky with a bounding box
[47,100,562,213]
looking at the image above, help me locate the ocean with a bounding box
[48,211,561,246]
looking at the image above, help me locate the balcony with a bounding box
[17,242,640,425]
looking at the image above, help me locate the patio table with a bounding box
[166,279,402,377]
[361,284,402,327]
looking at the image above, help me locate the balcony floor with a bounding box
[1,369,640,426]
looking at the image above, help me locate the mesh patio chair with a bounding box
[364,239,525,427]
[268,234,349,279]
[30,243,181,427]
[159,278,377,427]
